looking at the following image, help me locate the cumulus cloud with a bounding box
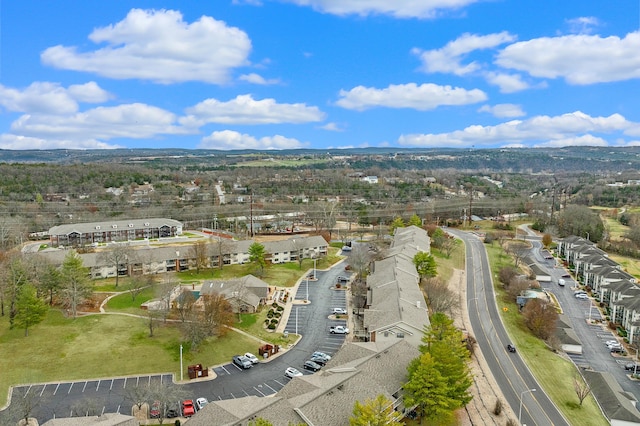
[199,130,306,150]
[496,32,640,85]
[484,72,531,93]
[181,94,325,127]
[0,134,123,150]
[413,32,517,75]
[238,73,280,85]
[280,0,480,19]
[10,103,188,142]
[398,111,634,148]
[0,81,110,114]
[478,103,525,118]
[41,8,252,84]
[336,82,487,111]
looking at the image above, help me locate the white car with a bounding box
[285,367,303,378]
[332,308,347,315]
[244,352,259,364]
[605,340,618,346]
[575,293,589,299]
[195,397,209,411]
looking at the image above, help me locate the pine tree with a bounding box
[350,394,403,426]
[14,284,48,336]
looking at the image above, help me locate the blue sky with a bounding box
[1,0,640,150]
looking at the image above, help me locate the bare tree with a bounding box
[189,240,209,274]
[423,277,457,315]
[9,386,47,426]
[506,240,530,268]
[125,275,151,303]
[440,237,458,258]
[349,243,371,281]
[505,276,533,302]
[97,243,133,287]
[202,292,235,337]
[213,236,233,269]
[573,374,592,406]
[175,288,196,322]
[522,298,558,340]
[148,381,185,425]
[124,383,151,411]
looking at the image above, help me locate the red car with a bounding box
[182,399,195,417]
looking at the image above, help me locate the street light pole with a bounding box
[180,344,183,381]
[518,388,536,425]
[313,258,317,280]
[306,278,309,301]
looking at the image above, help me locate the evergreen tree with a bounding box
[14,284,48,336]
[248,242,267,276]
[404,353,456,420]
[60,251,93,318]
[413,252,437,279]
[408,214,422,227]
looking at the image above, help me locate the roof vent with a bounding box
[112,224,117,229]
[95,226,101,230]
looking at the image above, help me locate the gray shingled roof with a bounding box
[582,370,640,423]
[41,413,137,426]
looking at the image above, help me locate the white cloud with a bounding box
[10,103,188,141]
[181,94,325,126]
[398,111,634,147]
[67,82,112,103]
[565,16,600,35]
[41,8,252,84]
[533,134,608,148]
[320,122,344,131]
[413,32,517,75]
[238,73,280,85]
[336,83,487,111]
[496,32,640,85]
[199,130,306,149]
[478,103,525,118]
[484,72,531,93]
[0,82,77,114]
[281,0,480,19]
[0,134,122,150]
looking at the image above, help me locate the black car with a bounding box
[625,363,640,371]
[303,360,322,372]
[166,408,179,418]
[507,344,516,353]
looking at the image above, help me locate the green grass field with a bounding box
[0,310,259,406]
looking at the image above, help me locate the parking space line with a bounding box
[109,379,114,391]
[229,392,236,399]
[264,383,277,393]
[96,380,100,391]
[253,386,265,396]
[82,381,88,392]
[148,376,151,386]
[116,404,120,413]
[53,383,60,395]
[136,377,139,387]
[220,366,230,374]
[40,384,46,397]
[68,382,74,394]
[123,377,128,388]
[24,385,32,397]
[273,379,286,387]
[101,406,105,416]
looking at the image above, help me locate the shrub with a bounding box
[274,311,281,318]
[270,318,278,325]
[493,399,503,415]
[267,310,274,318]
[276,305,284,311]
[336,283,341,289]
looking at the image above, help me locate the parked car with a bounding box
[625,363,640,371]
[558,278,565,286]
[605,340,618,346]
[285,367,303,378]
[507,344,516,353]
[611,346,624,353]
[232,355,253,369]
[195,397,209,411]
[303,360,322,372]
[329,325,349,334]
[150,400,161,418]
[337,276,349,283]
[310,354,328,366]
[182,400,195,417]
[244,352,260,364]
[332,307,347,315]
[311,351,331,362]
[575,293,589,299]
[561,273,571,278]
[166,408,179,418]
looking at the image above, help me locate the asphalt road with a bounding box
[449,229,569,426]
[0,261,351,423]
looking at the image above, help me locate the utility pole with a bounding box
[250,191,254,237]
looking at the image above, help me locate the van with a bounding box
[558,278,565,286]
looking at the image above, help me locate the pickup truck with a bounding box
[329,325,349,334]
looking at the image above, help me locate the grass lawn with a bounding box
[485,244,608,426]
[433,240,465,282]
[235,308,300,347]
[105,287,156,313]
[0,310,259,407]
